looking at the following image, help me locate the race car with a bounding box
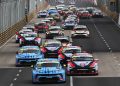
[53,36,72,47]
[32,59,66,83]
[46,26,64,39]
[47,7,58,15]
[41,19,51,26]
[34,22,49,33]
[41,40,62,58]
[67,53,99,75]
[58,46,82,66]
[60,7,69,16]
[56,4,65,10]
[45,17,56,26]
[19,32,41,47]
[79,10,91,19]
[62,19,77,29]
[50,13,61,21]
[69,7,77,13]
[71,25,90,38]
[37,10,49,18]
[67,14,80,23]
[15,29,33,43]
[76,7,87,18]
[92,10,104,18]
[63,10,73,19]
[16,46,44,66]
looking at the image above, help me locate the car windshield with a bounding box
[50,28,60,31]
[37,63,60,68]
[66,21,74,23]
[19,49,40,54]
[72,57,93,61]
[75,28,86,30]
[40,12,46,14]
[56,38,69,42]
[64,49,81,53]
[45,43,61,47]
[24,34,36,37]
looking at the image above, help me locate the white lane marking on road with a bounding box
[13,78,17,81]
[70,76,73,86]
[92,19,112,52]
[10,83,13,86]
[19,69,22,73]
[16,74,19,77]
[0,35,15,49]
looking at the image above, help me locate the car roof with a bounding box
[24,32,37,34]
[49,26,61,29]
[74,25,87,28]
[81,10,89,13]
[72,53,93,58]
[65,19,75,22]
[35,21,46,24]
[19,29,32,32]
[45,17,53,20]
[63,46,81,50]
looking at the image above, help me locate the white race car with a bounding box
[62,19,77,29]
[67,53,99,75]
[71,25,90,38]
[15,29,33,43]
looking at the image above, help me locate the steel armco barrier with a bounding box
[0,0,48,46]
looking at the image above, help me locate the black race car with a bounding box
[41,40,62,58]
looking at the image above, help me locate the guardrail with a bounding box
[0,0,49,46]
[100,5,118,21]
[97,0,118,22]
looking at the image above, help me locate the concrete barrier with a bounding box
[100,5,118,22]
[0,1,49,46]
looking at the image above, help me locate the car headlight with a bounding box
[86,31,89,35]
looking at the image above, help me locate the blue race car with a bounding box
[47,8,58,15]
[32,58,66,83]
[16,46,44,66]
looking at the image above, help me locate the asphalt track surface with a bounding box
[1,0,120,86]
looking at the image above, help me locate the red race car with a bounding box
[34,22,49,33]
[78,11,91,19]
[67,53,99,75]
[58,46,82,66]
[19,32,42,47]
